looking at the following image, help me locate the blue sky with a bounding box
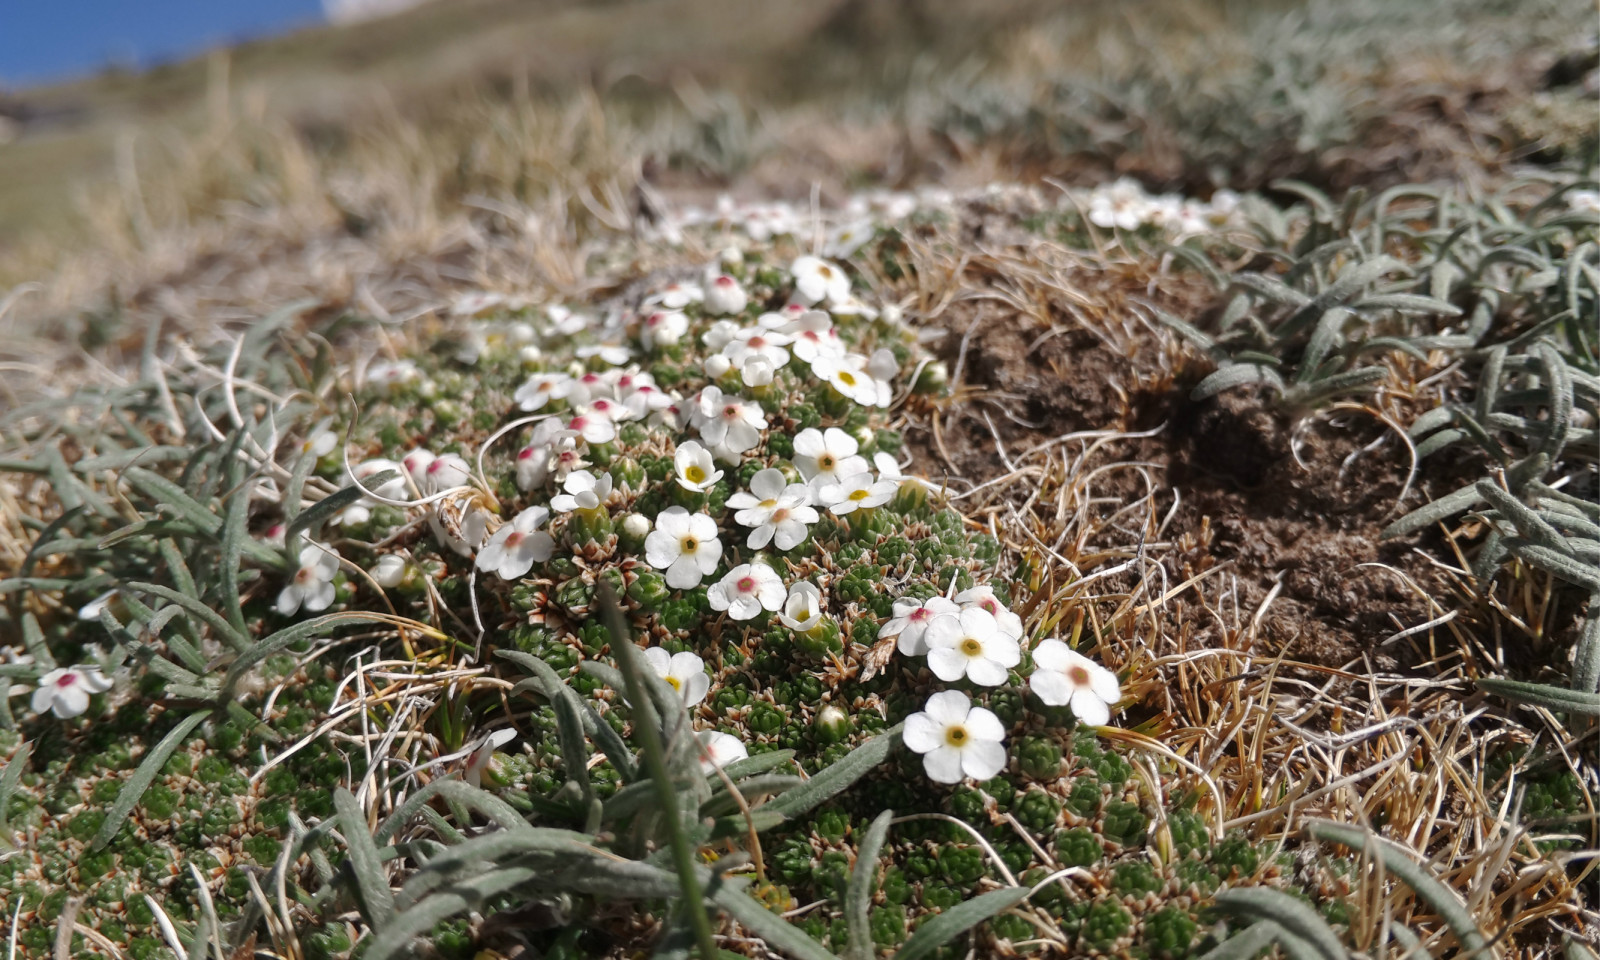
[1,0,326,87]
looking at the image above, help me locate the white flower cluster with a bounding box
[1079,177,1241,235]
[884,585,1121,784]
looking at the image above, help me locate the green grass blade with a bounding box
[366,864,542,960]
[1197,922,1287,960]
[0,741,31,848]
[335,787,397,928]
[1305,820,1489,957]
[375,778,533,842]
[126,581,252,653]
[846,809,894,960]
[287,469,398,545]
[759,725,900,823]
[1478,678,1600,715]
[711,887,838,960]
[219,612,388,698]
[1214,887,1346,960]
[91,709,208,851]
[218,480,251,639]
[501,650,637,780]
[1383,483,1485,539]
[604,582,719,960]
[890,887,1029,960]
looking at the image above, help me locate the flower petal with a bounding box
[922,746,965,784]
[926,648,968,682]
[963,706,1006,743]
[961,740,1007,781]
[1031,638,1071,671]
[1030,669,1073,707]
[924,690,972,725]
[1070,688,1111,727]
[902,711,944,753]
[964,657,1009,687]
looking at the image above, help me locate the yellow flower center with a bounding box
[685,464,706,484]
[838,371,857,386]
[680,536,699,554]
[818,454,835,470]
[664,675,682,692]
[760,498,778,509]
[849,488,870,501]
[959,637,983,657]
[944,725,968,747]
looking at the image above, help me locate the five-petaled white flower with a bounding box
[723,327,791,369]
[704,275,748,316]
[673,441,724,493]
[879,595,961,656]
[644,647,711,706]
[370,554,407,588]
[791,255,851,306]
[903,690,1007,784]
[727,468,817,550]
[954,585,1025,642]
[697,730,749,773]
[816,471,898,515]
[565,412,616,445]
[924,608,1021,686]
[778,581,825,632]
[707,563,786,621]
[695,386,767,454]
[31,665,114,719]
[1029,639,1122,726]
[424,454,473,495]
[641,310,690,351]
[783,309,843,362]
[644,281,703,310]
[812,353,891,407]
[299,419,338,459]
[278,542,340,616]
[476,506,555,580]
[792,427,869,491]
[515,373,570,411]
[644,507,723,589]
[550,470,613,512]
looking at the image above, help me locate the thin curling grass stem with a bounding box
[600,582,719,960]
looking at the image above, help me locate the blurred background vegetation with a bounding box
[1,0,1592,304]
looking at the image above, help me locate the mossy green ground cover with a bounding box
[0,176,1595,958]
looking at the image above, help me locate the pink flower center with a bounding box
[715,276,734,287]
[722,405,741,420]
[55,673,78,688]
[910,609,930,622]
[646,313,664,327]
[979,599,998,614]
[505,532,524,548]
[770,507,790,522]
[748,336,767,348]
[737,577,756,593]
[518,447,536,460]
[570,416,588,430]
[1068,665,1091,685]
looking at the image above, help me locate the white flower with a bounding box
[641,310,689,351]
[674,441,724,492]
[740,355,775,388]
[791,255,851,306]
[816,471,898,515]
[902,690,1007,784]
[515,373,571,411]
[704,275,748,315]
[366,359,418,391]
[707,563,786,621]
[644,281,703,310]
[704,354,734,379]
[923,608,1021,686]
[643,647,711,706]
[78,590,119,621]
[792,427,869,491]
[451,291,504,317]
[1087,178,1149,231]
[546,435,589,482]
[695,386,767,454]
[727,468,818,550]
[644,507,723,589]
[550,470,613,512]
[812,353,890,407]
[723,327,791,369]
[879,595,961,656]
[622,384,676,420]
[262,523,286,548]
[873,452,938,497]
[401,448,436,488]
[464,728,517,787]
[954,586,1025,642]
[278,543,340,616]
[783,309,844,362]
[697,730,748,773]
[1030,640,1121,726]
[370,554,407,588]
[31,665,114,719]
[424,454,473,495]
[565,411,616,445]
[335,458,406,526]
[823,220,875,258]
[575,342,633,366]
[778,581,824,631]
[702,319,742,352]
[299,419,338,459]
[476,506,555,580]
